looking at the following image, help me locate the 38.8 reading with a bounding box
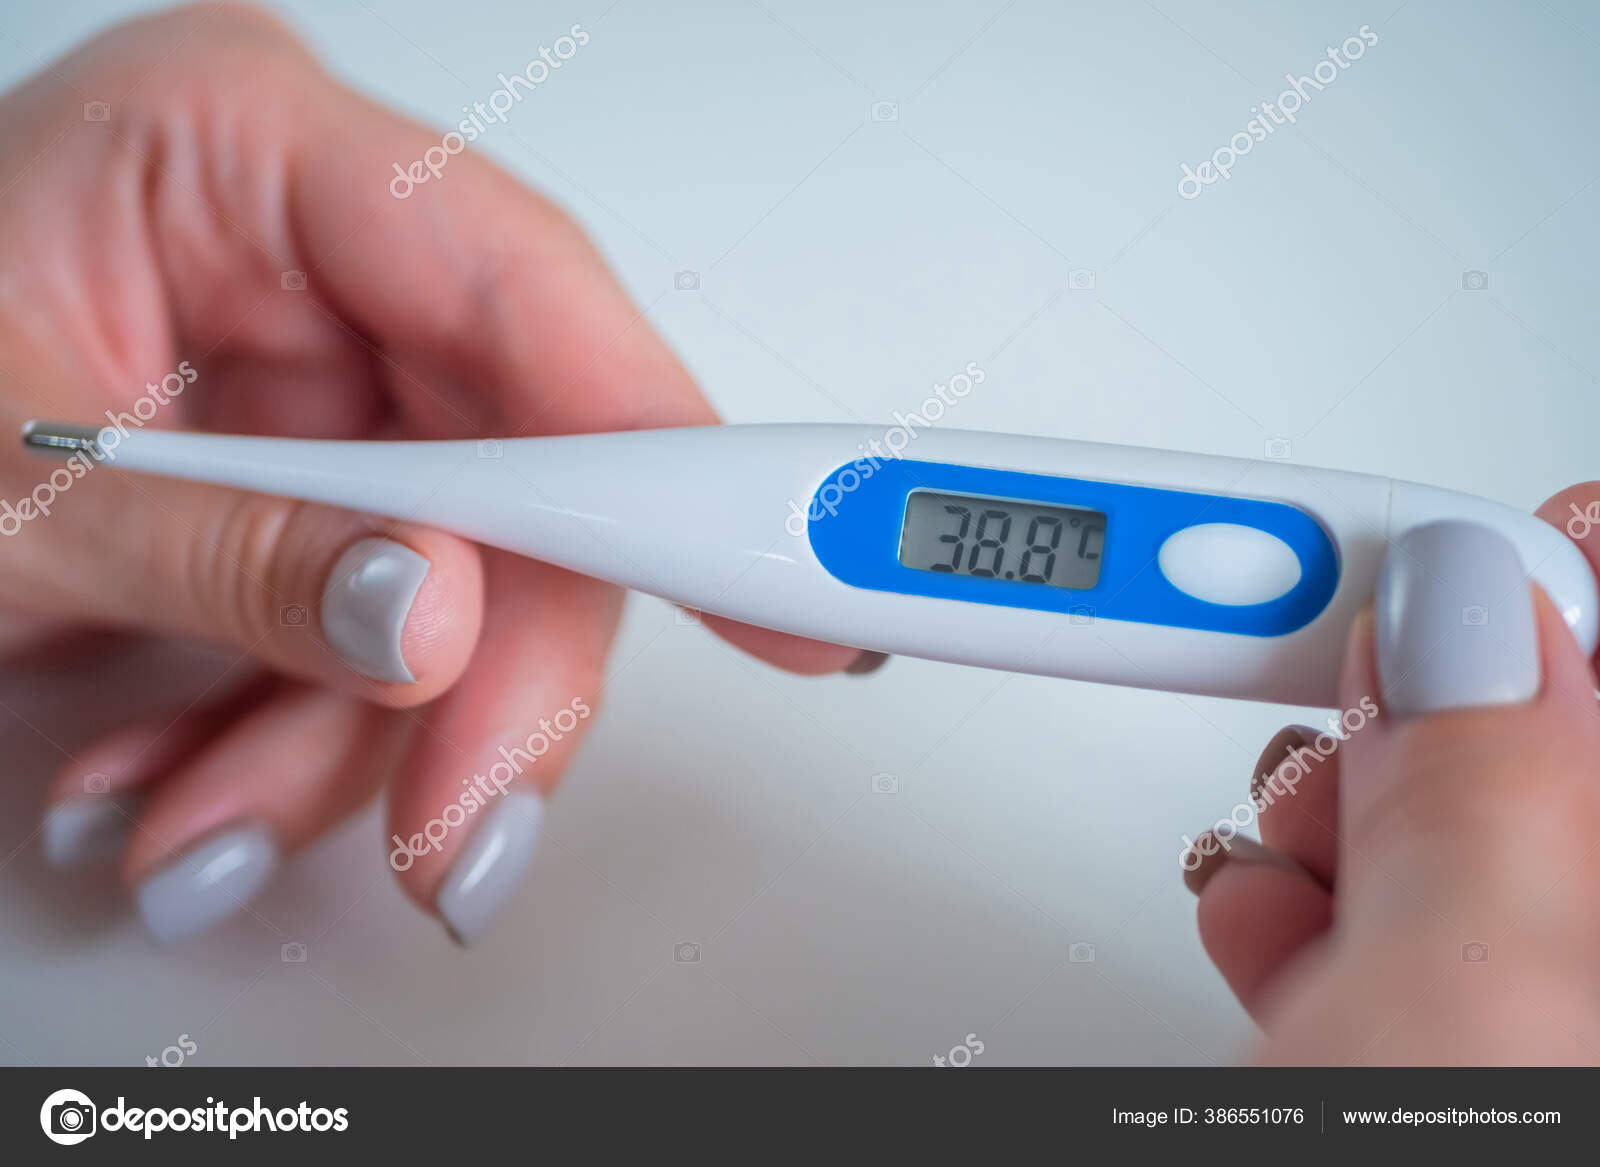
[898,491,1107,591]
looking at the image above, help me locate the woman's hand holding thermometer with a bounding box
[15,6,1600,1063]
[24,421,1597,708]
[1186,500,1600,1063]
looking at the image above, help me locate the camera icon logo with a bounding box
[1069,941,1096,963]
[83,771,111,795]
[281,941,308,963]
[674,941,701,963]
[279,604,309,627]
[281,270,308,292]
[674,270,700,291]
[871,772,898,795]
[1068,605,1096,626]
[40,1088,96,1146]
[1068,268,1096,291]
[871,101,899,122]
[476,438,504,460]
[1461,270,1489,292]
[1461,941,1489,963]
[1264,437,1292,461]
[1461,604,1489,627]
[83,101,111,123]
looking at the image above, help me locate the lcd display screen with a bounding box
[898,491,1106,590]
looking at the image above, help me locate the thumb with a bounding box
[1342,520,1600,925]
[4,440,483,705]
[1267,519,1600,1062]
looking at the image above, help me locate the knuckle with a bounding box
[187,493,306,647]
[80,2,318,113]
[147,2,309,57]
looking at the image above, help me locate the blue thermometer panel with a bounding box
[805,458,1339,637]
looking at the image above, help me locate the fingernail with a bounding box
[845,650,889,676]
[135,823,279,944]
[321,537,430,684]
[1249,725,1317,806]
[1376,520,1539,718]
[42,793,140,867]
[437,790,543,946]
[1181,833,1298,896]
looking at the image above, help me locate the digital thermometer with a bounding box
[23,421,1596,707]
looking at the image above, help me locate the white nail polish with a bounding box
[135,823,279,945]
[436,791,543,946]
[321,537,429,684]
[1376,520,1540,718]
[42,794,139,867]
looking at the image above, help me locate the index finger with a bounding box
[285,78,706,437]
[277,47,865,672]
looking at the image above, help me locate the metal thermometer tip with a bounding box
[20,420,104,458]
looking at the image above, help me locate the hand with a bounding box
[1184,486,1600,1063]
[1,5,876,945]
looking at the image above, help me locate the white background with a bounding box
[0,0,1594,1064]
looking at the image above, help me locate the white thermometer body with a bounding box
[29,423,1596,708]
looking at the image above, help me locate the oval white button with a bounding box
[1158,523,1302,606]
